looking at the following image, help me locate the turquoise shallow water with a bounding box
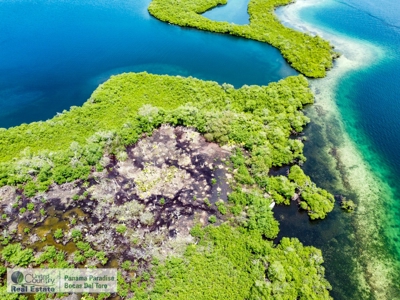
[303,0,400,180]
[275,0,400,298]
[204,0,400,297]
[306,0,400,283]
[1,0,400,298]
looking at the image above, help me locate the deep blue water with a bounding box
[0,0,296,128]
[300,0,400,249]
[302,0,400,180]
[205,0,400,298]
[2,0,400,298]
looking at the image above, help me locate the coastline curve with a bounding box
[277,0,400,298]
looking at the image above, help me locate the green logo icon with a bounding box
[11,271,24,284]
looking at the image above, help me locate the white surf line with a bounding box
[276,0,400,298]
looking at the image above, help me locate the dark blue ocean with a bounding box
[1,0,400,298]
[0,0,296,128]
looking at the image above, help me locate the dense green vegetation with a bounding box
[0,72,333,219]
[288,165,334,219]
[148,0,338,78]
[147,224,331,299]
[228,189,280,238]
[0,72,335,298]
[341,198,356,212]
[228,147,334,220]
[0,3,340,300]
[0,242,109,299]
[0,227,332,300]
[0,72,309,163]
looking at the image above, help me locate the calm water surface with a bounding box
[203,0,250,24]
[0,0,295,128]
[1,0,400,298]
[276,0,400,298]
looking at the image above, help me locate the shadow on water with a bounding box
[272,112,367,299]
[273,201,362,298]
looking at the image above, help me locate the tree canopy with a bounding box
[148,0,339,77]
[0,72,333,219]
[0,72,334,298]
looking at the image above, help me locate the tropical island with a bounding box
[0,0,340,299]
